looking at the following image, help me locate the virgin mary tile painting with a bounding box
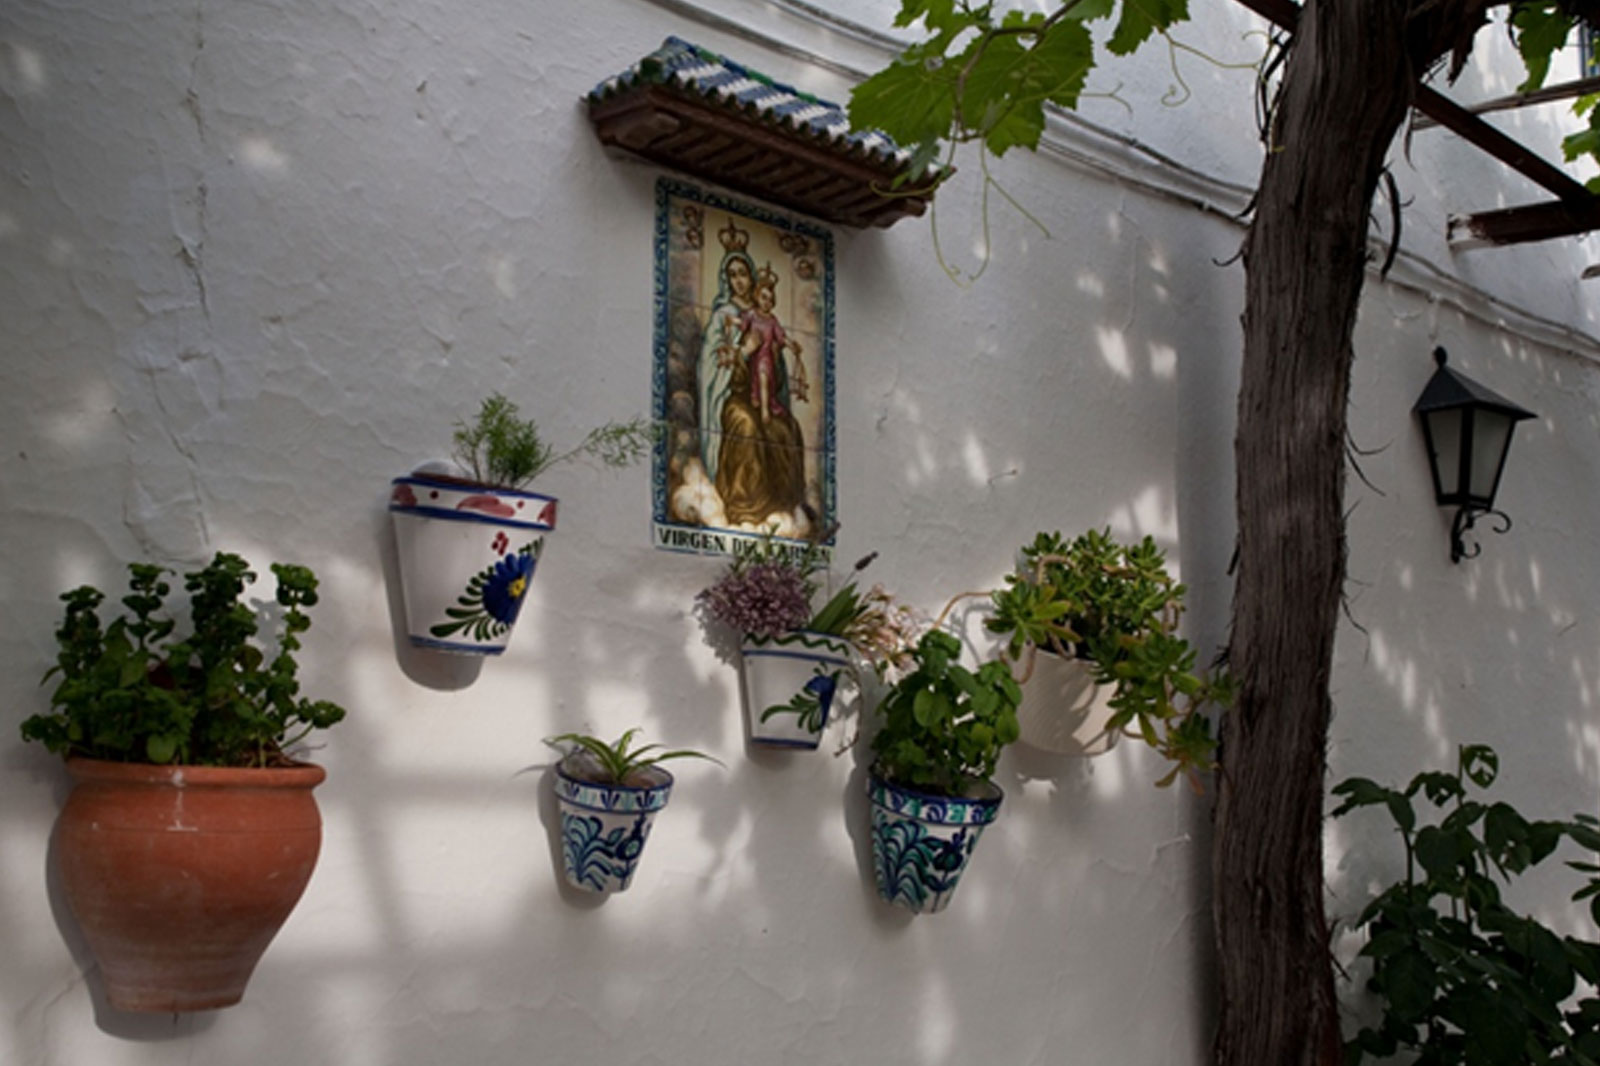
[652,179,836,559]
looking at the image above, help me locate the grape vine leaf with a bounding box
[850,0,1185,161]
[848,52,957,152]
[1108,0,1189,55]
[1511,1,1573,92]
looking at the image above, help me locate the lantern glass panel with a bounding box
[1469,409,1514,504]
[1425,407,1463,498]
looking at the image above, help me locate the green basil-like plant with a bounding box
[869,629,1022,797]
[21,553,347,768]
[1333,744,1600,1065]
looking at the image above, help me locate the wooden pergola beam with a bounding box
[1448,196,1600,248]
[1411,74,1600,129]
[1233,0,1596,202]
[1410,89,1593,201]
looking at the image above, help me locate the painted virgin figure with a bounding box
[714,263,808,526]
[698,223,758,483]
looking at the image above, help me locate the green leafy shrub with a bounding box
[21,553,346,767]
[452,392,652,489]
[1333,744,1600,1064]
[870,629,1022,797]
[985,528,1227,787]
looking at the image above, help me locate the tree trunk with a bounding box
[1213,1,1414,1062]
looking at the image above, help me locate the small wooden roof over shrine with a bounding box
[586,37,938,229]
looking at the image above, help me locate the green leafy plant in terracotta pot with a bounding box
[984,529,1228,788]
[699,537,914,750]
[389,392,652,655]
[19,552,347,1011]
[547,728,718,892]
[866,628,1022,914]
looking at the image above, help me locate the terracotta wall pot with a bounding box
[868,773,1002,914]
[1015,652,1120,756]
[55,757,326,1012]
[553,760,673,893]
[739,630,852,749]
[389,473,558,655]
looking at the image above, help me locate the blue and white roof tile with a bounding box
[589,36,911,168]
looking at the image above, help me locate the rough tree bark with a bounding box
[1213,0,1491,1063]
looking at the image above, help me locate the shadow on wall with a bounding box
[1325,322,1600,1038]
[10,0,1600,1052]
[2,124,1248,1066]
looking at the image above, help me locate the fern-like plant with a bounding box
[452,393,653,490]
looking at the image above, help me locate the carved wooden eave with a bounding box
[1233,0,1600,251]
[587,37,940,229]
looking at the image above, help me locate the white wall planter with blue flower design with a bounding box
[389,472,558,655]
[1015,653,1120,756]
[553,758,673,893]
[868,774,1002,914]
[739,630,852,748]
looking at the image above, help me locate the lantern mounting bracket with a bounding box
[1449,505,1513,563]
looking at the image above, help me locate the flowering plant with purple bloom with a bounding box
[696,532,846,638]
[697,559,816,639]
[698,533,920,669]
[704,534,925,751]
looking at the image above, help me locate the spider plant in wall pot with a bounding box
[984,530,1228,787]
[389,393,651,655]
[867,629,1022,914]
[547,730,718,893]
[699,541,914,750]
[19,554,347,1012]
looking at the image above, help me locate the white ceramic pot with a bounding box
[553,759,673,893]
[739,630,852,748]
[389,474,557,655]
[868,773,1002,914]
[1015,651,1120,756]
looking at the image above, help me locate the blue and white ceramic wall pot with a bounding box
[389,472,557,655]
[739,630,852,749]
[868,773,1003,914]
[554,758,673,893]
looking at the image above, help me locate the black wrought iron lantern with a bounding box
[1413,346,1535,563]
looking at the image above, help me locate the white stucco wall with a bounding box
[3,1,1599,1063]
